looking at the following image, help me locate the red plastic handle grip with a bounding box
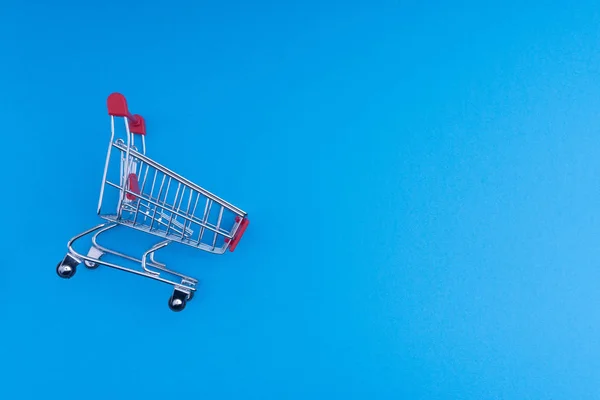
[228,217,249,252]
[107,93,146,135]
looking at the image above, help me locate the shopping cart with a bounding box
[56,93,250,311]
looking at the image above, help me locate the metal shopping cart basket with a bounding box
[56,93,250,311]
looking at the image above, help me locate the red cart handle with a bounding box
[107,92,146,135]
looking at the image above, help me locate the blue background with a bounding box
[2,1,600,398]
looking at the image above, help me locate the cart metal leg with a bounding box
[57,223,199,311]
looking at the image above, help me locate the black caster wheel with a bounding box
[168,288,189,312]
[56,261,77,279]
[168,296,186,312]
[187,291,195,301]
[85,247,104,269]
[56,254,79,279]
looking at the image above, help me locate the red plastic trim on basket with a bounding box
[228,217,249,252]
[126,173,140,200]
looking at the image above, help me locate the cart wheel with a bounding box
[85,246,104,269]
[56,261,76,279]
[168,288,189,312]
[187,291,195,301]
[168,296,186,312]
[57,254,80,279]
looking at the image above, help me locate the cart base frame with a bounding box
[56,223,198,312]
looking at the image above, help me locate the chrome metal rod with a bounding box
[198,199,213,243]
[140,161,150,195]
[180,189,195,239]
[149,174,167,231]
[141,241,170,275]
[97,117,116,215]
[212,205,225,249]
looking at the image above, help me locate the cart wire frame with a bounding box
[56,93,250,312]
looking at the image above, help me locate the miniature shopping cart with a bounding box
[56,93,250,311]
